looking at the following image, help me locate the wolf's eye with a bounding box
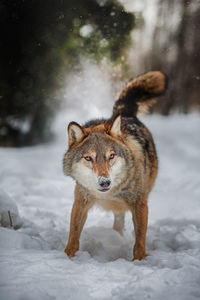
[109,153,116,160]
[84,156,92,162]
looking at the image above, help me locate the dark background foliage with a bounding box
[0,0,134,146]
[0,0,199,147]
[135,0,200,115]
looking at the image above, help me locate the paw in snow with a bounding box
[64,241,79,257]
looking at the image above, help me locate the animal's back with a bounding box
[82,70,168,193]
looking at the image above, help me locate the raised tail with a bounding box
[112,71,168,117]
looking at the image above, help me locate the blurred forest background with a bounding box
[0,0,199,147]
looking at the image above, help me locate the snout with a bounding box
[97,177,111,192]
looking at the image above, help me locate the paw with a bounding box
[64,243,79,257]
[133,244,146,261]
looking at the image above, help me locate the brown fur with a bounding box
[63,71,167,260]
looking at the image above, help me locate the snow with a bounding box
[0,190,22,229]
[0,111,200,300]
[0,62,200,299]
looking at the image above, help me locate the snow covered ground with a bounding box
[0,65,200,299]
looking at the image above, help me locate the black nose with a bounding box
[98,177,111,189]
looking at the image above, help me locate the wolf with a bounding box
[63,71,167,260]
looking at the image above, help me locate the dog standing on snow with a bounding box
[63,71,167,260]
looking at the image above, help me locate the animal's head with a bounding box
[63,116,131,194]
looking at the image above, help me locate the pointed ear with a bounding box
[68,122,85,147]
[110,115,122,136]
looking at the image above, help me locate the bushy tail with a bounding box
[113,71,168,117]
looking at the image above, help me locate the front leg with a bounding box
[130,198,148,261]
[65,184,94,257]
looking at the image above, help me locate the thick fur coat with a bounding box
[63,71,167,260]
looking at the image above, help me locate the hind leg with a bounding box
[113,212,125,235]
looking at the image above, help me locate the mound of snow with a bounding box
[0,190,22,229]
